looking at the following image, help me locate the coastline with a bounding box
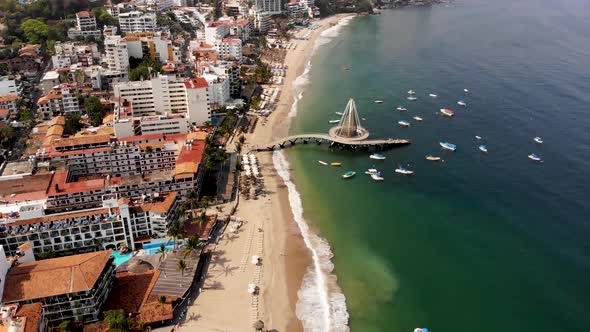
[179,14,353,332]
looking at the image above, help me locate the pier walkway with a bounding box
[250,133,410,152]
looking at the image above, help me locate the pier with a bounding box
[250,98,411,152]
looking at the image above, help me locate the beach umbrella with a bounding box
[253,320,264,331]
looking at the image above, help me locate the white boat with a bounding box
[429,93,438,98]
[479,145,488,153]
[414,328,430,332]
[371,172,384,181]
[464,88,469,92]
[370,154,386,160]
[395,166,414,175]
[318,161,328,165]
[396,106,407,111]
[407,96,417,101]
[342,171,356,179]
[329,120,340,123]
[398,120,411,127]
[374,100,384,104]
[528,153,542,162]
[365,168,378,174]
[413,116,423,121]
[440,142,457,151]
[457,100,467,106]
[440,108,455,117]
[534,137,543,144]
[475,135,482,140]
[408,90,416,94]
[335,112,344,115]
[425,155,441,161]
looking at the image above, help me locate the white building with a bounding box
[204,23,230,44]
[119,11,157,33]
[286,0,308,18]
[184,77,210,125]
[252,10,271,33]
[123,33,181,64]
[202,74,229,106]
[254,0,282,15]
[104,35,130,72]
[68,11,102,39]
[40,71,60,95]
[215,38,242,60]
[0,77,18,96]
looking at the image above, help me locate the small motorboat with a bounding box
[408,90,416,95]
[457,100,467,106]
[429,93,438,98]
[479,145,488,153]
[374,100,384,104]
[440,142,457,151]
[396,106,407,111]
[342,67,351,71]
[464,88,469,92]
[365,168,378,175]
[395,166,414,175]
[534,137,543,144]
[475,135,482,140]
[528,153,542,162]
[371,172,384,181]
[407,96,417,101]
[370,154,386,160]
[331,162,342,166]
[329,120,340,123]
[342,171,356,179]
[414,328,430,332]
[425,155,441,161]
[335,112,344,115]
[398,120,411,127]
[440,108,455,117]
[413,116,423,121]
[318,161,328,165]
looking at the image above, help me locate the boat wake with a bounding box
[273,151,350,332]
[289,16,354,118]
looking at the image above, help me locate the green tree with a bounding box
[177,259,187,286]
[183,235,203,258]
[63,113,83,135]
[84,96,106,127]
[155,243,168,263]
[128,65,151,81]
[104,310,130,331]
[59,320,76,332]
[167,222,186,250]
[0,126,15,143]
[21,19,49,43]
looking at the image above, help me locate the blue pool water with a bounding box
[142,241,175,255]
[111,251,132,265]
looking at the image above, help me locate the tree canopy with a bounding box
[63,113,83,136]
[129,57,162,81]
[21,19,49,44]
[84,96,106,127]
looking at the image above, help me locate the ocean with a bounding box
[275,0,590,331]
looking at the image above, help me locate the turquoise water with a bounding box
[142,241,175,255]
[286,1,590,331]
[112,251,132,265]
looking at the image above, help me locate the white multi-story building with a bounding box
[123,33,181,64]
[286,0,308,18]
[251,9,271,33]
[0,94,18,115]
[104,35,130,72]
[68,11,102,39]
[202,74,229,106]
[254,0,282,15]
[0,77,18,96]
[36,84,80,115]
[204,23,230,44]
[215,38,242,60]
[119,11,157,33]
[184,77,210,125]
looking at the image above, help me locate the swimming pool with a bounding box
[112,251,132,265]
[142,241,175,255]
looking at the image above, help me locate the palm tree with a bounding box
[155,243,168,263]
[183,236,203,258]
[177,259,187,286]
[238,135,246,145]
[167,223,185,250]
[185,190,199,212]
[234,141,242,154]
[200,196,211,211]
[158,295,167,305]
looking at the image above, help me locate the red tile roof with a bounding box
[46,170,106,196]
[0,94,18,102]
[77,11,93,17]
[15,303,43,332]
[184,77,208,89]
[2,250,113,303]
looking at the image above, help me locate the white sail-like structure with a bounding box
[334,98,367,138]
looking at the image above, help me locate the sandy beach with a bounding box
[179,14,351,332]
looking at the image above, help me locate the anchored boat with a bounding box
[329,120,340,123]
[395,166,415,175]
[528,153,542,162]
[440,108,455,117]
[534,137,543,144]
[429,93,438,98]
[413,116,423,121]
[335,112,343,115]
[331,162,342,166]
[371,171,384,181]
[408,90,416,94]
[318,161,328,165]
[407,96,417,101]
[396,106,407,111]
[365,168,378,174]
[374,100,384,104]
[457,100,467,106]
[370,154,386,160]
[426,155,441,161]
[398,120,411,127]
[342,171,356,179]
[440,142,457,151]
[479,145,488,153]
[475,135,482,140]
[464,88,469,92]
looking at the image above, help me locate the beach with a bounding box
[179,14,352,332]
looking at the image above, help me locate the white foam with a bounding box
[289,16,355,118]
[273,151,350,332]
